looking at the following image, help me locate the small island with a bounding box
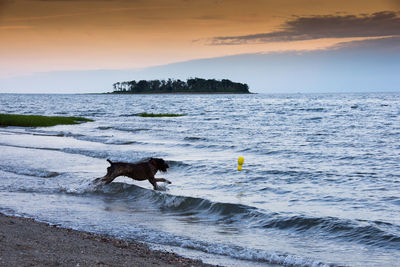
[109,78,250,94]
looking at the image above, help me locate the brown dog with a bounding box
[94,158,170,190]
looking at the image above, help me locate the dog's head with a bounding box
[150,158,169,172]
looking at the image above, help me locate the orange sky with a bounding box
[0,0,399,78]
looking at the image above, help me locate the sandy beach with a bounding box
[0,213,214,267]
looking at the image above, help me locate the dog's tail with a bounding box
[107,159,113,165]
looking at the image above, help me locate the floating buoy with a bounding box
[238,156,244,171]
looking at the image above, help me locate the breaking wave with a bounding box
[82,183,400,250]
[0,164,60,178]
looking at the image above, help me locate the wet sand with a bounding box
[0,213,215,267]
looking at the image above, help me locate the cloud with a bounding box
[330,36,400,52]
[210,11,400,45]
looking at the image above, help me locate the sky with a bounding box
[0,0,399,93]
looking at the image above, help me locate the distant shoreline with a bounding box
[105,91,254,95]
[109,78,251,94]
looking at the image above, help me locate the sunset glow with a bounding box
[1,0,399,78]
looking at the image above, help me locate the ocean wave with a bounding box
[112,127,151,133]
[0,143,111,161]
[259,169,318,180]
[0,142,60,152]
[260,215,400,249]
[0,205,332,267]
[166,160,192,168]
[193,143,236,150]
[298,108,325,112]
[305,117,323,121]
[97,126,112,130]
[104,140,137,145]
[139,230,332,267]
[74,184,334,266]
[60,148,151,163]
[29,129,85,138]
[27,129,114,144]
[119,113,138,117]
[32,129,143,146]
[184,136,207,141]
[0,164,60,178]
[81,183,400,250]
[71,133,144,146]
[60,148,110,159]
[0,142,158,165]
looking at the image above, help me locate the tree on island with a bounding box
[110,78,250,94]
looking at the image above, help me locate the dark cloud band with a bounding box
[210,11,400,45]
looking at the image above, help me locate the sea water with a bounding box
[0,93,399,266]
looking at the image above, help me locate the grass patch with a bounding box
[137,112,185,118]
[0,113,94,127]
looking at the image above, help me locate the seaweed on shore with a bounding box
[0,113,94,127]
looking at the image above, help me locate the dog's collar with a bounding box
[151,159,158,169]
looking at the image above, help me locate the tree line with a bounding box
[110,78,250,94]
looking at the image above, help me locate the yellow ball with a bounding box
[237,156,244,171]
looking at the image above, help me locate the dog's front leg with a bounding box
[148,177,158,190]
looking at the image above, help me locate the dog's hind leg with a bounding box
[102,175,118,184]
[154,178,171,184]
[93,160,119,185]
[93,174,117,185]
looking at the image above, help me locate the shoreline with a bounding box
[0,212,216,267]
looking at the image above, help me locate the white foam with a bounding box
[59,178,108,194]
[159,195,187,208]
[133,226,331,267]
